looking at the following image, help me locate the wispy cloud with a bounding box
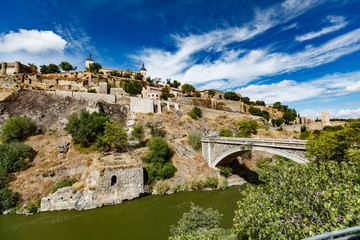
[345,102,358,106]
[0,29,67,54]
[134,0,325,80]
[295,15,348,42]
[236,71,360,103]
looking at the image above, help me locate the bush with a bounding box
[232,160,360,239]
[224,91,240,101]
[146,121,164,137]
[218,166,232,178]
[0,188,19,212]
[1,116,37,143]
[204,176,218,189]
[170,203,223,238]
[0,187,18,212]
[272,118,284,127]
[0,142,35,173]
[249,106,270,121]
[189,107,202,120]
[236,120,258,137]
[87,89,97,93]
[142,137,176,183]
[49,178,77,194]
[25,201,40,214]
[131,125,145,142]
[101,120,128,153]
[218,127,233,137]
[0,169,9,189]
[187,131,203,151]
[65,110,110,147]
[155,180,171,195]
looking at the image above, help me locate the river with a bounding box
[0,185,246,240]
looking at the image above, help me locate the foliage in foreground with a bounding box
[170,204,224,239]
[1,116,37,143]
[232,160,360,239]
[143,137,177,183]
[49,178,77,194]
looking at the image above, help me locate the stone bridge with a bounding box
[201,137,308,168]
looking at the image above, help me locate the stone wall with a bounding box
[129,97,154,113]
[40,165,144,211]
[176,97,249,113]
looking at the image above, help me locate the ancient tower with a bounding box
[140,62,147,80]
[85,52,95,69]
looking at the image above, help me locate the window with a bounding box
[111,176,117,186]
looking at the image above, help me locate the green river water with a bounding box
[0,185,246,240]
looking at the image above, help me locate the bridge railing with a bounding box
[301,225,360,240]
[202,137,307,144]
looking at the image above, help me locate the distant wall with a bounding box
[129,97,154,113]
[176,97,249,113]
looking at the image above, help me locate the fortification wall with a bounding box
[176,97,249,113]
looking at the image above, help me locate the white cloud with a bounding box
[295,16,348,42]
[236,71,360,103]
[134,0,324,80]
[300,108,360,119]
[0,29,67,54]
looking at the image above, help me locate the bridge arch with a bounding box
[212,146,307,168]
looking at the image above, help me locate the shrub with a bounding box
[249,106,270,121]
[272,118,284,127]
[87,89,97,93]
[65,110,110,147]
[189,107,202,120]
[218,166,232,178]
[0,169,9,189]
[142,137,176,183]
[49,178,77,194]
[194,92,201,97]
[224,91,240,101]
[146,121,164,137]
[1,116,37,143]
[187,131,203,150]
[131,125,145,142]
[0,142,35,173]
[170,203,223,237]
[155,180,171,195]
[25,201,40,214]
[236,120,258,137]
[218,127,233,137]
[101,120,128,153]
[0,187,18,212]
[204,176,218,189]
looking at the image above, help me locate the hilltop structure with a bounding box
[0,61,32,74]
[85,53,95,68]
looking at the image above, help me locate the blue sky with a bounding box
[1,0,360,119]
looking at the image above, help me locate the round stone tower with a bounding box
[1,62,6,75]
[14,61,20,74]
[85,52,95,69]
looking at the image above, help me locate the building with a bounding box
[198,89,224,99]
[139,62,147,80]
[141,85,184,99]
[85,52,95,68]
[0,62,32,75]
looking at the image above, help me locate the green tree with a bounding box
[208,90,216,98]
[160,86,171,100]
[241,96,250,104]
[282,109,297,123]
[236,120,259,137]
[102,120,128,153]
[59,61,76,72]
[1,116,37,143]
[134,73,144,80]
[181,84,195,95]
[194,92,201,97]
[86,63,102,73]
[142,137,176,183]
[170,204,223,238]
[124,80,142,96]
[254,100,265,106]
[40,64,60,74]
[187,131,203,151]
[27,63,37,73]
[131,125,145,143]
[64,110,110,147]
[249,106,270,121]
[272,118,284,127]
[218,127,233,137]
[0,142,35,173]
[224,91,240,101]
[189,107,202,120]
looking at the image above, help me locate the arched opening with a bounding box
[111,175,117,186]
